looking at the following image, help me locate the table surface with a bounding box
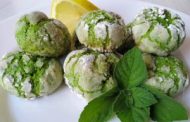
[0,0,189,22]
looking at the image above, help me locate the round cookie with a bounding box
[130,7,186,56]
[143,54,189,96]
[76,10,126,52]
[0,51,63,99]
[16,11,71,57]
[63,48,119,101]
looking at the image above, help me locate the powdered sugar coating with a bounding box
[63,48,119,101]
[131,7,186,56]
[76,10,126,52]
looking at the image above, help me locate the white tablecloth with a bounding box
[0,0,189,22]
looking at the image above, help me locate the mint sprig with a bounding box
[79,47,188,122]
[114,90,150,122]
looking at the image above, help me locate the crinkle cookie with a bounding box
[16,11,71,57]
[130,7,186,56]
[0,52,63,99]
[76,10,126,52]
[63,48,119,101]
[143,53,189,96]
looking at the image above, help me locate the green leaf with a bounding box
[113,91,125,113]
[131,87,157,108]
[144,85,188,121]
[113,90,129,113]
[116,106,150,122]
[114,90,150,122]
[142,85,166,99]
[79,88,118,122]
[151,98,188,122]
[114,47,148,89]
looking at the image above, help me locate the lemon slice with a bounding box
[51,0,98,35]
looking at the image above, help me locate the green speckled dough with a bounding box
[76,10,126,52]
[143,54,189,96]
[63,48,119,101]
[130,7,186,56]
[0,52,63,99]
[16,11,71,57]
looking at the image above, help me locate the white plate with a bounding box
[0,0,190,122]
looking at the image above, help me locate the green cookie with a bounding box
[143,53,189,96]
[16,11,71,57]
[63,48,119,101]
[130,7,186,56]
[0,51,63,99]
[76,10,126,52]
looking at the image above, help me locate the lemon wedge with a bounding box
[51,0,98,35]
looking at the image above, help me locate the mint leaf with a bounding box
[114,90,129,113]
[79,88,118,122]
[116,106,150,122]
[151,97,188,122]
[114,47,148,89]
[114,90,150,122]
[144,85,188,121]
[131,87,157,108]
[142,85,167,99]
[113,91,126,113]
